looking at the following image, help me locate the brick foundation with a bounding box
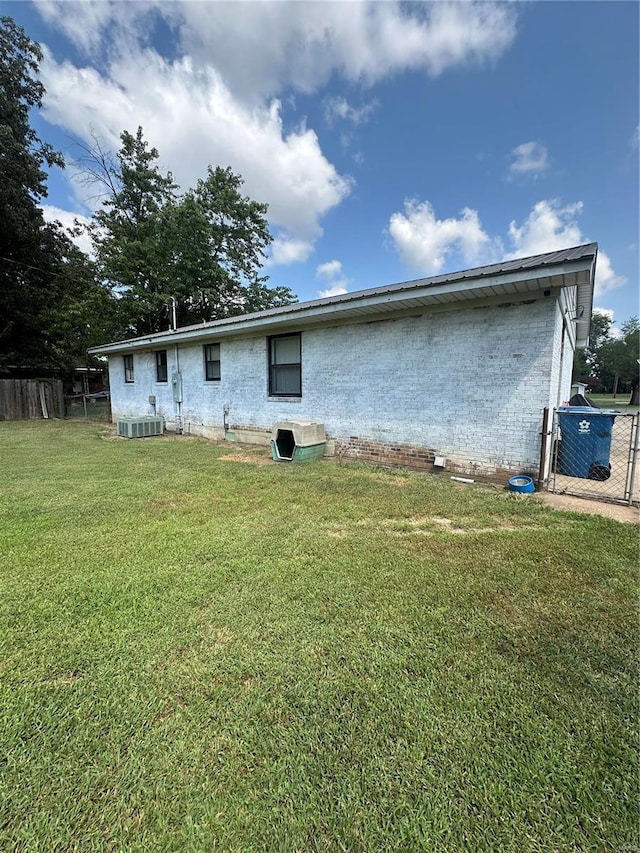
[335,436,436,471]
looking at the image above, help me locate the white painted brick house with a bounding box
[89,244,596,480]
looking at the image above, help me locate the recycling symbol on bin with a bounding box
[578,419,591,434]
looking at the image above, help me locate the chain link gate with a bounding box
[547,408,639,505]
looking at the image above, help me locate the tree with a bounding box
[573,310,640,404]
[598,317,639,405]
[0,16,65,368]
[573,310,612,389]
[83,127,178,336]
[81,129,297,334]
[43,229,121,372]
[163,166,284,323]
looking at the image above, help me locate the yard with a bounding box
[586,393,639,413]
[1,421,637,852]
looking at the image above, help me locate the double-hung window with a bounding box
[268,333,301,397]
[204,343,221,381]
[123,354,134,383]
[155,350,168,383]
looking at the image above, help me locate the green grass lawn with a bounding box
[586,393,639,413]
[1,421,637,852]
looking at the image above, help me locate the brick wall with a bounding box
[109,296,563,476]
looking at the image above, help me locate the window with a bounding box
[123,354,134,383]
[155,350,168,383]
[268,333,301,396]
[204,343,221,381]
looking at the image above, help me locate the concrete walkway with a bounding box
[539,492,639,524]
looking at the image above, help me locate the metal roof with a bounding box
[89,242,597,355]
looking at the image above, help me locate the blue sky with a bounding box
[9,1,640,329]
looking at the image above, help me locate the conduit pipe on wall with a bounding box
[174,343,183,434]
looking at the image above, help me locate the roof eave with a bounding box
[88,249,597,356]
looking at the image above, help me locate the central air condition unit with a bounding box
[116,416,164,438]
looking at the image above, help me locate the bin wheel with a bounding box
[588,463,611,481]
[508,475,535,493]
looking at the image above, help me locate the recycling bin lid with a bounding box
[558,406,620,415]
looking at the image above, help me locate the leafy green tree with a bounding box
[598,317,639,405]
[164,166,289,323]
[573,310,613,390]
[83,127,178,336]
[82,129,297,334]
[574,311,640,404]
[0,16,65,368]
[44,230,120,372]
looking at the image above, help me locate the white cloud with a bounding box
[593,307,614,321]
[593,251,626,297]
[316,259,349,297]
[41,204,94,255]
[34,1,518,266]
[387,197,626,299]
[324,96,379,126]
[387,200,494,274]
[318,284,350,298]
[35,0,134,54]
[507,200,584,257]
[593,307,623,339]
[39,49,351,247]
[508,141,549,178]
[317,260,344,280]
[37,2,518,98]
[506,199,625,296]
[267,236,314,267]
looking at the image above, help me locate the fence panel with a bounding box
[548,409,639,505]
[0,379,64,420]
[64,394,111,421]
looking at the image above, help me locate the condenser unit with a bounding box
[116,416,164,439]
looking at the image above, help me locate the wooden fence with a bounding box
[0,379,65,421]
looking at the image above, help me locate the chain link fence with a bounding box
[548,408,639,505]
[64,392,111,421]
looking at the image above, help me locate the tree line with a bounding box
[0,16,296,376]
[573,311,639,405]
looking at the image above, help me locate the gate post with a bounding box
[537,407,551,488]
[627,413,639,506]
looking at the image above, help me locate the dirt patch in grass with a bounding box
[360,469,411,486]
[219,451,273,466]
[45,671,83,687]
[326,515,559,538]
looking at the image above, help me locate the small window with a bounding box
[269,333,301,396]
[123,354,134,383]
[204,343,221,381]
[155,350,168,383]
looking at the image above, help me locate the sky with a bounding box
[8,0,640,330]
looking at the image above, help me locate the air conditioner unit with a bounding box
[116,416,164,438]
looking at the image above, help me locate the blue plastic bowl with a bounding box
[508,475,535,494]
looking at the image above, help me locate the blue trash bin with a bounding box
[557,406,619,480]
